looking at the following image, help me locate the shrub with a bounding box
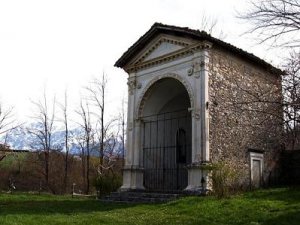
[93,173,122,197]
[210,162,244,198]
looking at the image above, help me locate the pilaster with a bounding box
[185,43,212,193]
[120,73,145,191]
[200,44,211,162]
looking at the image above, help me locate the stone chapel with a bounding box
[115,23,283,193]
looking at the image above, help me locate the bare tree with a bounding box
[58,90,70,193]
[240,0,300,47]
[85,74,107,174]
[84,74,123,177]
[76,100,92,194]
[28,91,56,191]
[73,131,86,192]
[282,51,300,149]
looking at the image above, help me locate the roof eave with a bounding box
[115,23,283,76]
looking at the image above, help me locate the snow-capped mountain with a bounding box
[0,123,124,157]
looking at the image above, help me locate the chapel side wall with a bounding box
[208,48,283,186]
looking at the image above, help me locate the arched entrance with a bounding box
[140,78,192,192]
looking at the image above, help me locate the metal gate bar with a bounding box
[142,110,191,192]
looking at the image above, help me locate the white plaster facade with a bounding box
[117,32,211,193]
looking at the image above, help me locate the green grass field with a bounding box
[0,187,299,225]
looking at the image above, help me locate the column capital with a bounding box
[127,77,136,95]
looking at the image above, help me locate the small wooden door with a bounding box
[252,159,262,188]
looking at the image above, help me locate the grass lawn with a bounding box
[0,187,299,225]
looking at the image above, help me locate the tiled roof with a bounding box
[115,23,282,75]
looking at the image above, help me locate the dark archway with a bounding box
[140,78,192,192]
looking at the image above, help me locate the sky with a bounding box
[0,0,285,123]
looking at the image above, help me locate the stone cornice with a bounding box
[133,36,190,65]
[124,41,212,73]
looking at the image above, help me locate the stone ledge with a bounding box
[122,165,144,171]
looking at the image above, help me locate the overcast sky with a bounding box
[0,0,284,123]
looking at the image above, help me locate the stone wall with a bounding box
[208,47,283,187]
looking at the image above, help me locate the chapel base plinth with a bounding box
[119,166,145,192]
[184,163,211,194]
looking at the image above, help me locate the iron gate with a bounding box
[142,110,191,192]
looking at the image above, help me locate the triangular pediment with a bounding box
[144,41,184,61]
[129,35,194,67]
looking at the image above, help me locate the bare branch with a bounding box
[199,13,227,40]
[240,0,300,47]
[0,103,20,135]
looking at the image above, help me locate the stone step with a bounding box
[102,191,182,204]
[109,191,181,199]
